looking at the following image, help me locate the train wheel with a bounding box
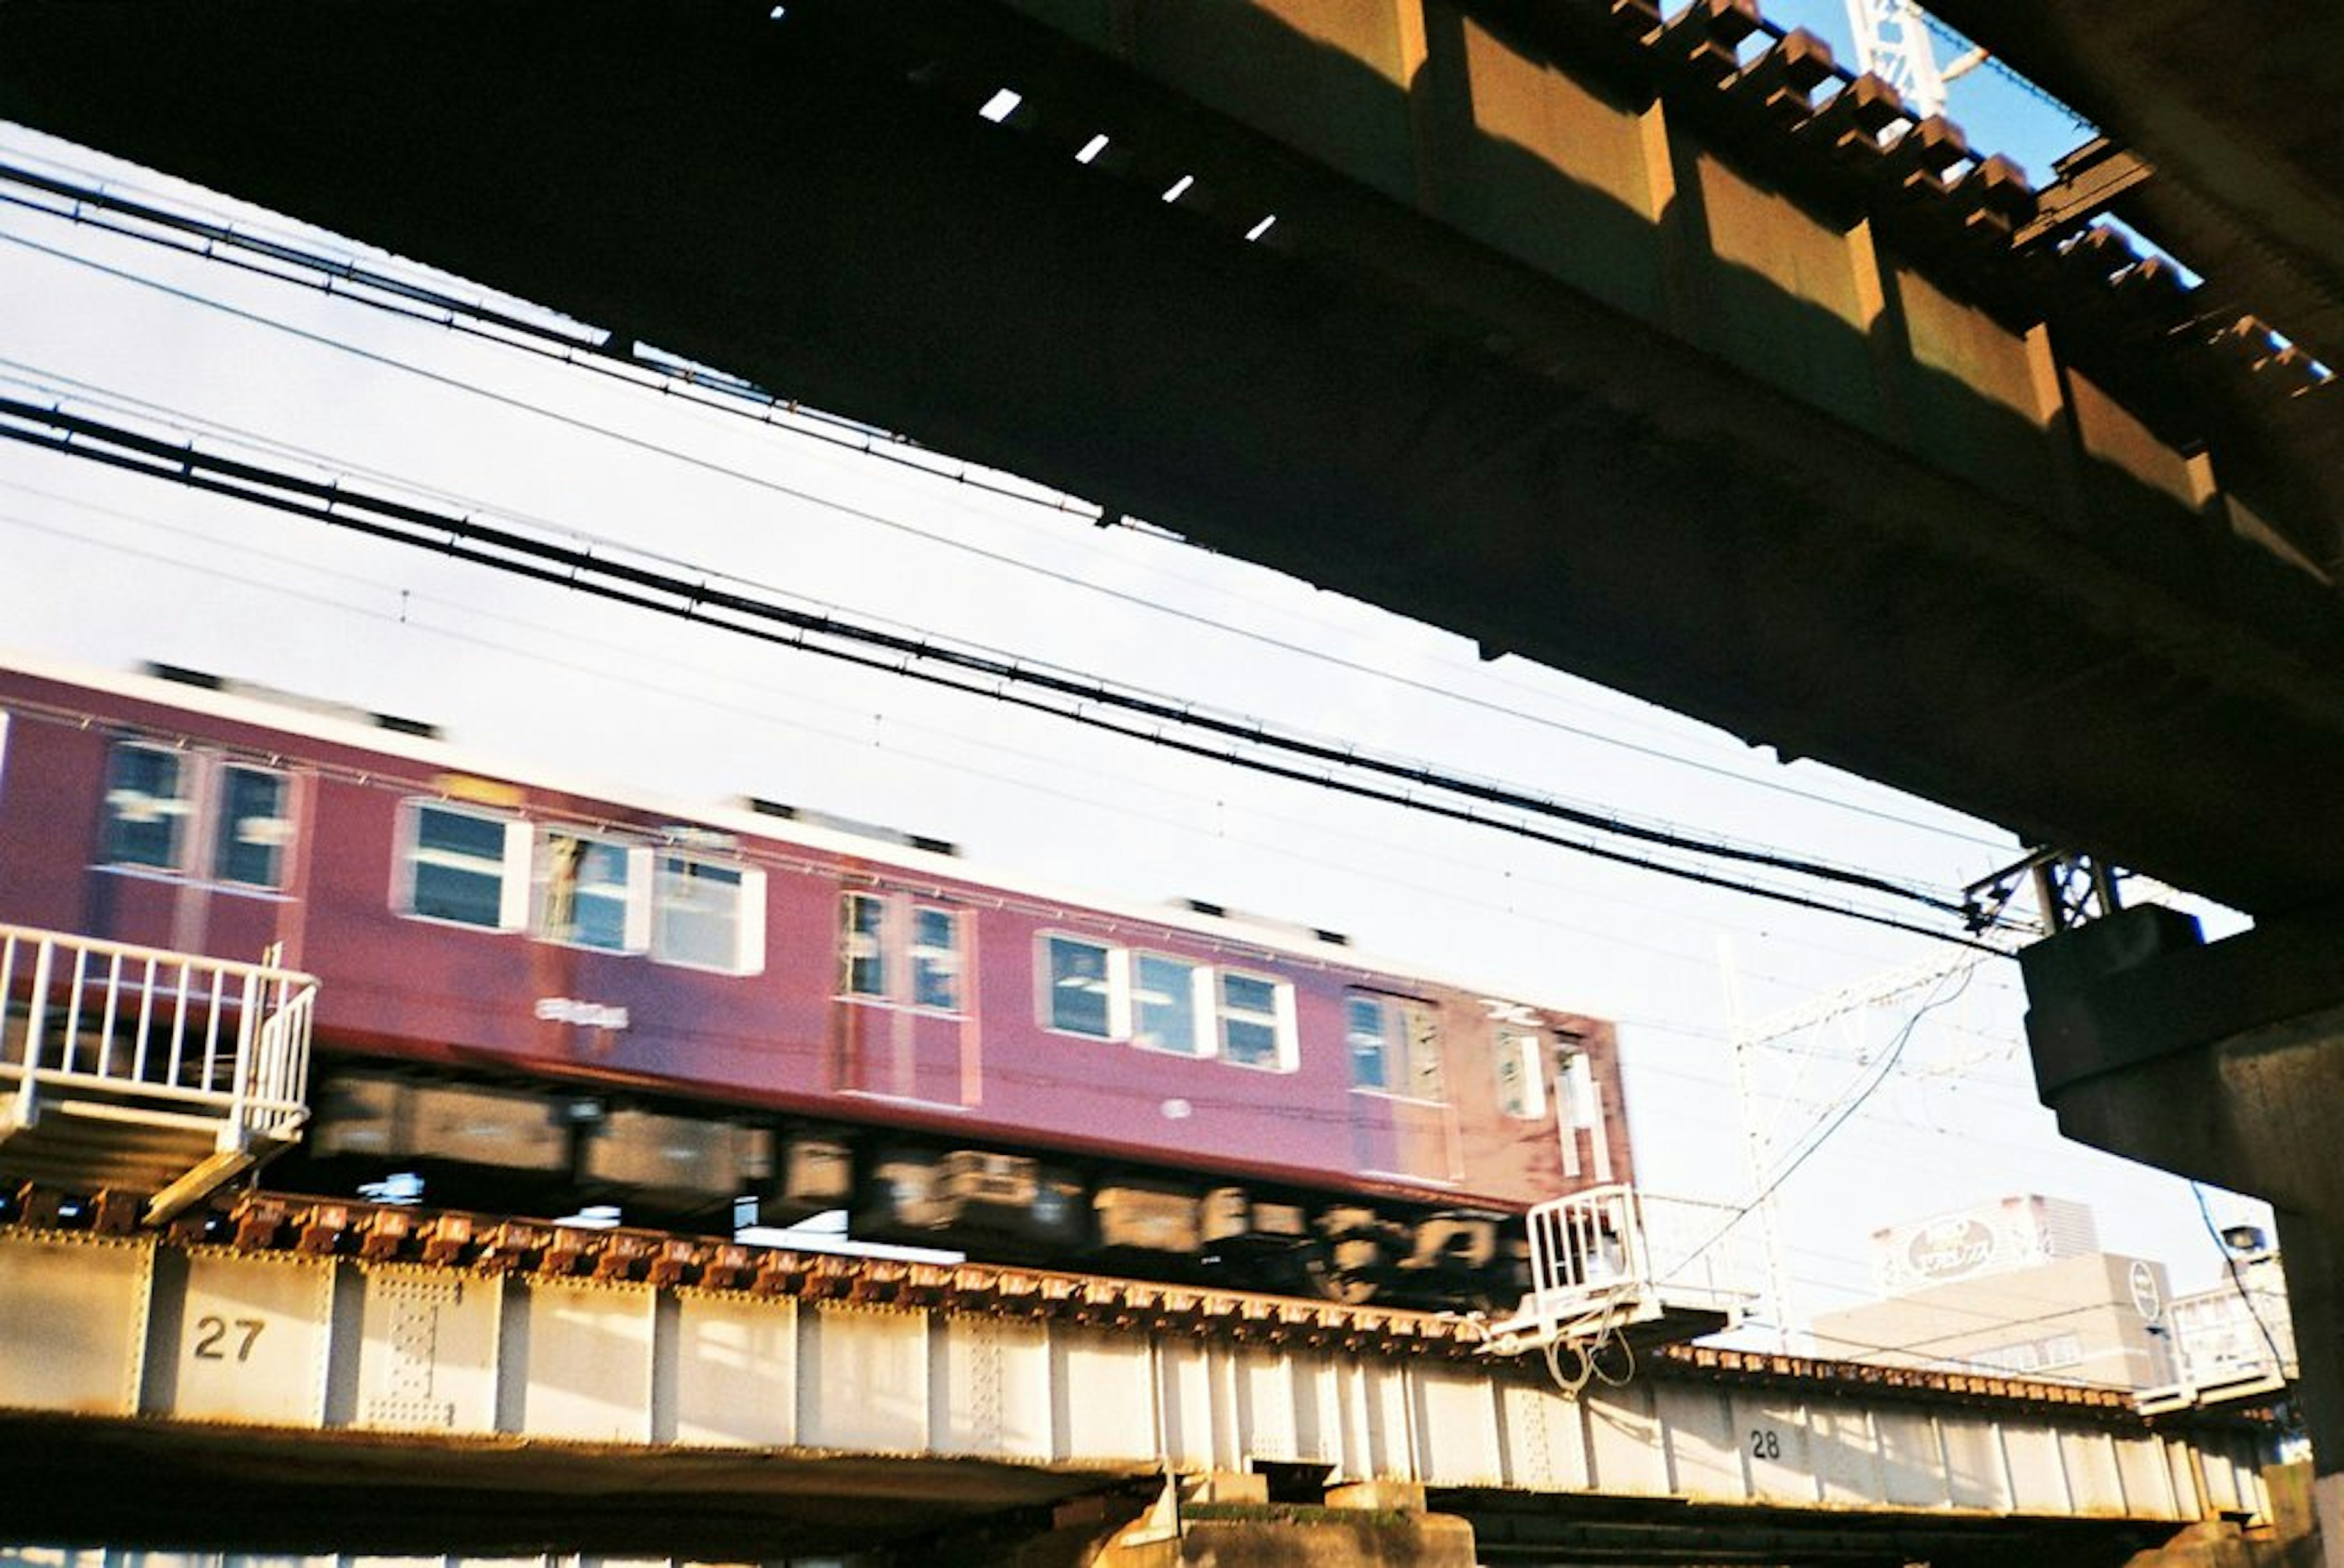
[1297,1237,1381,1306]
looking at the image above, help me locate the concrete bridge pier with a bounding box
[2024,907,2344,1567]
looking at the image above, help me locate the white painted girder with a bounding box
[0,1230,2270,1527]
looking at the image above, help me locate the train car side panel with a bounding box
[0,661,1638,1252]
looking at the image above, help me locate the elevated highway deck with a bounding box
[0,1202,2282,1564]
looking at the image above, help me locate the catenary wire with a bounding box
[1661,966,1983,1279]
[0,392,2016,948]
[0,486,1991,999]
[2189,1181,2293,1384]
[0,163,2006,820]
[0,200,2014,851]
[0,139,2222,1368]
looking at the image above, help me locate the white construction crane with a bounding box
[1843,0,1988,120]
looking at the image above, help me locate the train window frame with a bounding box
[910,902,961,1012]
[1215,968,1298,1073]
[1037,931,1128,1041]
[1494,1030,1547,1119]
[1345,991,1444,1100]
[102,739,194,873]
[397,799,530,931]
[1131,950,1211,1058]
[651,851,767,977]
[840,891,890,999]
[1347,993,1396,1091]
[838,891,964,1014]
[211,762,295,891]
[533,826,650,953]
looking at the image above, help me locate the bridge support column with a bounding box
[2022,908,2344,1566]
[1085,1478,1474,1568]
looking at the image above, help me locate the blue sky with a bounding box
[1761,1,2099,182]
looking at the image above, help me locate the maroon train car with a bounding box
[0,654,1633,1304]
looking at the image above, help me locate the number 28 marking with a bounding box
[1749,1428,1782,1460]
[192,1315,265,1362]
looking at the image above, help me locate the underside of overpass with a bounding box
[1921,2,2344,383]
[6,0,2344,1556]
[4,0,2342,917]
[0,1414,2223,1566]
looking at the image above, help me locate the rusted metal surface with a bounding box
[7,1187,2246,1426]
[0,1211,2284,1559]
[1917,1,2344,376]
[175,1191,1525,1359]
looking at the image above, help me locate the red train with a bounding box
[0,654,1632,1306]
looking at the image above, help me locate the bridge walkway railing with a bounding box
[0,923,316,1218]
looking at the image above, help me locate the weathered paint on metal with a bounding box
[0,1230,150,1416]
[0,1226,2270,1528]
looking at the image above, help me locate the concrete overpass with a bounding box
[1921,2,2344,381]
[2,0,2340,917]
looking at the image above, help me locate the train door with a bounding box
[87,736,306,963]
[1345,991,1461,1183]
[835,890,978,1105]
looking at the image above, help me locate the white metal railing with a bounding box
[2138,1268,2299,1414]
[1641,1190,1768,1314]
[1483,1183,1756,1359]
[1527,1182,1652,1304]
[0,922,317,1147]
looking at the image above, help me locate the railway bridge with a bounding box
[5,0,2344,1556]
[0,1202,2291,1566]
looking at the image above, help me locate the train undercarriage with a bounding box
[276,1060,1530,1312]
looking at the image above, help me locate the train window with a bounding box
[1347,993,1443,1097]
[1132,953,1208,1057]
[212,765,292,888]
[103,742,192,870]
[402,801,529,929]
[1041,934,1122,1038]
[1217,970,1295,1071]
[841,892,889,997]
[653,853,765,975]
[1347,996,1394,1088]
[535,828,645,952]
[1494,1031,1546,1118]
[911,905,960,1010]
[839,894,961,1010]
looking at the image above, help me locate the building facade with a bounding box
[1814,1196,2174,1389]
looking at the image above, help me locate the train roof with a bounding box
[0,646,1608,1030]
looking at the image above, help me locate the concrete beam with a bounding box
[2023,909,2344,1564]
[1919,1,2344,376]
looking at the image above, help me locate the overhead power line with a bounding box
[0,164,2012,851]
[0,390,2012,949]
[1664,964,1983,1285]
[0,475,1999,990]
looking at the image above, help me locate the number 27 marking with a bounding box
[192,1315,265,1362]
